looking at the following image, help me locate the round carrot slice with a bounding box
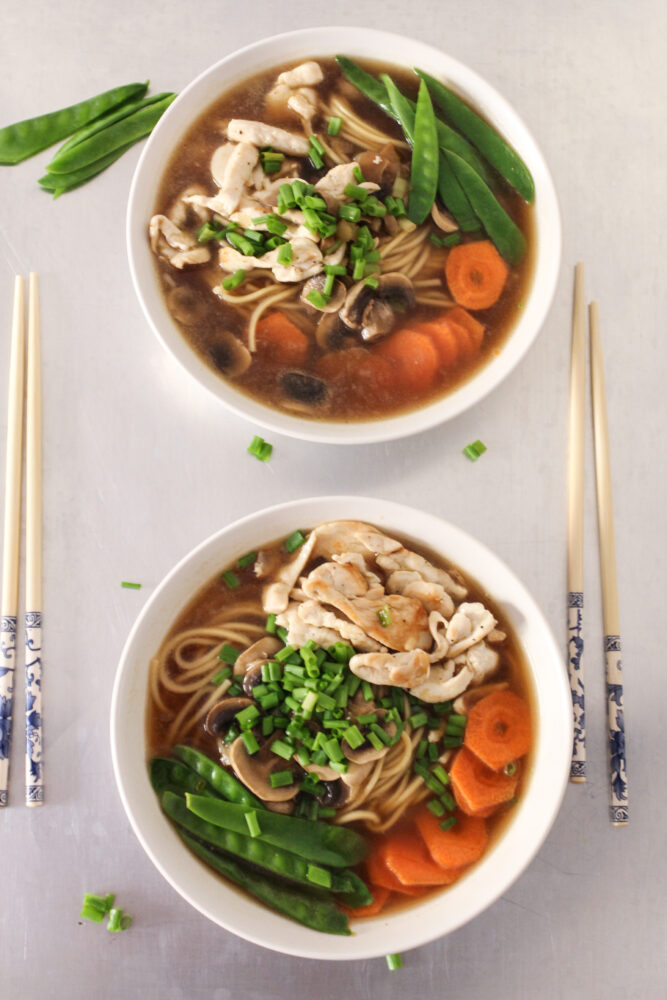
[446,307,485,351]
[255,312,309,366]
[450,745,518,814]
[464,690,532,771]
[411,321,460,369]
[445,240,509,310]
[381,829,459,886]
[376,328,439,391]
[415,807,488,870]
[365,845,425,896]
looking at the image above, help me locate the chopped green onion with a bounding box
[237,550,256,569]
[428,742,439,761]
[275,644,296,663]
[432,764,450,787]
[259,691,280,711]
[353,165,364,183]
[245,810,261,837]
[277,242,293,265]
[222,268,246,291]
[365,276,379,290]
[247,435,273,462]
[121,581,141,590]
[439,788,456,812]
[427,798,445,817]
[218,644,239,664]
[221,571,240,589]
[439,816,458,832]
[377,604,392,627]
[322,272,335,297]
[463,439,487,461]
[367,731,384,752]
[428,232,445,247]
[443,232,462,247]
[226,231,256,256]
[342,725,365,749]
[307,863,332,888]
[409,711,428,729]
[327,116,342,136]
[307,289,330,309]
[328,759,348,774]
[266,613,277,634]
[211,667,232,686]
[324,264,347,276]
[504,761,517,776]
[284,530,306,553]
[443,735,464,747]
[386,953,403,971]
[80,893,115,923]
[269,770,294,788]
[352,258,366,281]
[416,738,428,759]
[344,182,368,202]
[241,731,260,755]
[106,908,124,932]
[361,680,374,701]
[363,196,387,218]
[235,704,260,730]
[338,202,361,222]
[370,723,392,746]
[309,134,326,157]
[309,148,324,169]
[270,739,295,760]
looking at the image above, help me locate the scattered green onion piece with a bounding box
[416,739,428,759]
[221,571,240,590]
[241,731,260,755]
[277,242,293,265]
[309,134,326,157]
[224,725,239,744]
[244,809,262,838]
[211,667,232,686]
[504,761,517,776]
[352,258,366,281]
[226,231,256,256]
[342,725,365,750]
[365,276,380,290]
[439,789,456,812]
[363,196,386,218]
[361,680,374,702]
[236,550,256,569]
[307,289,329,309]
[322,272,335,297]
[443,232,462,247]
[106,908,124,932]
[409,711,428,729]
[327,116,342,136]
[428,232,445,247]
[284,530,306,553]
[222,269,246,291]
[428,742,439,762]
[328,760,348,774]
[309,148,324,169]
[377,604,393,627]
[235,704,260,730]
[432,764,450,787]
[80,893,115,923]
[121,581,141,590]
[247,435,273,462]
[386,953,403,971]
[353,165,364,183]
[338,202,361,223]
[344,182,368,202]
[218,644,240,665]
[270,739,295,761]
[443,735,464,747]
[439,816,458,832]
[269,770,294,789]
[265,613,277,634]
[463,439,487,461]
[427,798,445,818]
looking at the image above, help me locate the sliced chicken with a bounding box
[214,141,258,216]
[263,532,318,614]
[297,600,385,653]
[446,603,496,656]
[277,61,324,89]
[302,561,431,651]
[376,550,468,600]
[274,602,344,650]
[331,551,384,594]
[385,570,455,618]
[210,143,234,188]
[148,215,211,269]
[462,640,499,680]
[427,611,450,662]
[288,88,319,131]
[168,184,210,227]
[227,120,310,156]
[349,649,430,687]
[409,662,473,703]
[314,163,380,212]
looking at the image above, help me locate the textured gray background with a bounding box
[1,1,666,997]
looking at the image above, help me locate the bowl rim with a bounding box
[110,495,572,960]
[126,26,561,446]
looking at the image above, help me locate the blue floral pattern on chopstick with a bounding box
[25,611,43,804]
[605,635,627,824]
[0,615,17,806]
[568,592,585,779]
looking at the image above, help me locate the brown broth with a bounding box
[153,58,535,422]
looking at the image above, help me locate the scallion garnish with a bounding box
[353,165,364,183]
[327,116,342,136]
[222,268,246,291]
[439,816,457,832]
[277,242,293,265]
[247,435,273,461]
[386,953,403,971]
[504,761,517,776]
[338,202,361,223]
[241,731,260,755]
[377,604,393,627]
[211,666,232,686]
[221,570,239,589]
[463,439,487,461]
[307,289,330,309]
[344,182,368,202]
[427,798,445,817]
[237,550,257,569]
[284,529,306,553]
[443,232,462,247]
[244,810,261,838]
[365,275,380,290]
[121,581,141,590]
[269,769,294,788]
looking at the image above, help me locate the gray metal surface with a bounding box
[1,1,665,997]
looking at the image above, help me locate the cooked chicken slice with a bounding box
[409,662,473,703]
[376,550,468,600]
[168,184,210,226]
[227,120,310,156]
[263,532,318,614]
[463,640,499,680]
[331,552,384,594]
[427,611,450,662]
[385,570,455,618]
[274,602,344,650]
[446,602,496,656]
[314,163,380,212]
[311,520,403,561]
[287,88,319,130]
[148,215,211,269]
[488,629,507,643]
[216,141,258,215]
[210,143,234,187]
[297,600,385,653]
[302,561,431,651]
[349,649,430,687]
[218,237,323,282]
[277,61,324,89]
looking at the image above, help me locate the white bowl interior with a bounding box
[111,496,572,959]
[127,27,561,445]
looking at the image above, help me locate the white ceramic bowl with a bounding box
[127,27,561,446]
[110,496,572,959]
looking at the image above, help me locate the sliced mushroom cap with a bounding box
[234,636,282,677]
[280,371,328,411]
[340,759,374,788]
[431,202,459,233]
[316,778,348,807]
[339,273,415,342]
[228,735,301,802]
[167,286,208,326]
[315,312,354,352]
[209,333,252,378]
[241,663,265,696]
[300,274,346,313]
[205,696,254,737]
[356,144,401,193]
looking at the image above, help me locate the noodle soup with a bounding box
[147,521,533,933]
[149,58,534,422]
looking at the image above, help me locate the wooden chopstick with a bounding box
[24,273,43,807]
[567,262,587,781]
[0,276,26,807]
[589,302,628,825]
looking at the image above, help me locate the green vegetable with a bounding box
[172,744,264,808]
[436,154,480,232]
[380,74,416,143]
[0,81,148,164]
[445,151,525,264]
[377,604,393,628]
[417,70,535,202]
[439,815,458,832]
[120,580,141,589]
[149,757,222,799]
[327,116,342,136]
[80,892,115,923]
[38,140,137,197]
[218,644,239,664]
[47,92,169,166]
[247,435,273,462]
[45,93,176,174]
[179,831,351,935]
[107,908,132,932]
[406,80,439,224]
[386,953,403,971]
[161,791,358,896]
[284,530,306,553]
[221,570,240,589]
[335,57,396,119]
[463,438,488,461]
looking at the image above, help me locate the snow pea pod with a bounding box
[172,745,264,808]
[184,793,368,868]
[406,80,439,224]
[48,92,172,167]
[436,155,480,232]
[161,791,357,896]
[38,141,136,197]
[417,70,535,202]
[445,150,526,264]
[0,81,147,165]
[179,832,351,936]
[46,93,176,174]
[149,757,222,798]
[335,56,396,119]
[380,74,416,142]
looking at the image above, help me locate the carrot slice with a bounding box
[376,328,439,391]
[365,846,425,896]
[446,306,485,351]
[255,312,309,366]
[450,746,518,814]
[415,807,488,869]
[318,347,395,395]
[411,321,460,369]
[381,830,459,886]
[464,690,532,771]
[341,884,391,918]
[445,240,509,310]
[447,319,476,361]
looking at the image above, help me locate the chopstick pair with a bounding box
[0,274,43,807]
[566,263,628,825]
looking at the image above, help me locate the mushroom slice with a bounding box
[431,202,459,233]
[315,313,353,352]
[301,275,346,313]
[453,681,509,716]
[208,333,252,378]
[339,273,415,340]
[340,760,374,788]
[280,371,328,411]
[233,636,282,677]
[360,298,395,342]
[227,735,301,803]
[205,696,253,737]
[166,286,208,326]
[356,144,400,193]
